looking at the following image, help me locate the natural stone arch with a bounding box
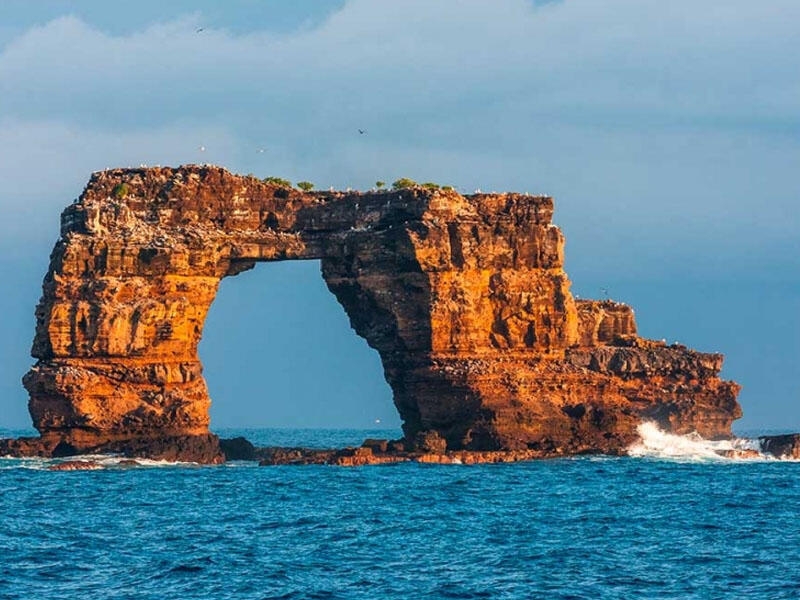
[199,258,393,429]
[19,166,740,461]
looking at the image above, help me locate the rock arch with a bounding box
[19,166,740,461]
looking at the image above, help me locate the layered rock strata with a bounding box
[2,165,743,462]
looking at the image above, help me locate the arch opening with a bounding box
[200,259,400,437]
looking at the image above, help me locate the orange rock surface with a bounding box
[5,165,741,462]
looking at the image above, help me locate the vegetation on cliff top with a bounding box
[257,174,453,193]
[263,176,292,188]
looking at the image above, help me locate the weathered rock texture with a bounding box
[5,165,742,462]
[759,434,800,459]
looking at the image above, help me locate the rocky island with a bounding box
[3,165,784,464]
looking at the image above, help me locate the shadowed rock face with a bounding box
[11,165,741,461]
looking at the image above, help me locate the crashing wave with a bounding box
[0,454,207,471]
[627,422,768,461]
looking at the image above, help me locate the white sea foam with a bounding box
[94,455,204,468]
[0,454,207,470]
[0,456,52,470]
[627,422,768,462]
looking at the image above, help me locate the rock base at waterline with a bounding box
[0,433,224,464]
[4,431,799,464]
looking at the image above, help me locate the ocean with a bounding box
[1,426,799,599]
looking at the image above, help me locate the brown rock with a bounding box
[48,460,102,471]
[720,449,763,460]
[413,431,448,454]
[258,447,335,466]
[6,165,742,462]
[361,439,389,453]
[388,439,407,453]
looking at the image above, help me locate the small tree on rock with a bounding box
[112,183,130,199]
[263,176,292,188]
[392,178,417,190]
[296,181,314,192]
[376,181,385,190]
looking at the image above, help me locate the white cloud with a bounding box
[0,0,797,273]
[1,0,797,127]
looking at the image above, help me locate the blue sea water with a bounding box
[2,427,800,600]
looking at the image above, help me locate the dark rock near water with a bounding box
[220,437,257,461]
[1,433,223,464]
[759,434,800,459]
[361,439,389,453]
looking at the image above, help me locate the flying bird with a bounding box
[358,129,366,135]
[256,148,265,153]
[199,145,206,152]
[196,27,204,33]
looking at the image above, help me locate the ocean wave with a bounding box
[0,454,212,471]
[627,421,778,462]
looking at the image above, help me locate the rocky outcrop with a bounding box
[256,440,553,467]
[759,434,800,459]
[3,165,743,462]
[47,460,103,471]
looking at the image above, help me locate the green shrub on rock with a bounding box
[112,183,130,199]
[263,176,292,188]
[392,178,417,190]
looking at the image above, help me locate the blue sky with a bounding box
[0,1,797,432]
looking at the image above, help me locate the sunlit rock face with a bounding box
[17,165,740,461]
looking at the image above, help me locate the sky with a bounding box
[0,0,797,433]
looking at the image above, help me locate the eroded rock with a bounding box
[48,460,102,471]
[220,436,257,461]
[4,165,746,462]
[759,434,800,459]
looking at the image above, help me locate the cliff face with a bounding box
[15,165,740,461]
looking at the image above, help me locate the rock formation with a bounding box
[2,165,743,462]
[759,434,800,459]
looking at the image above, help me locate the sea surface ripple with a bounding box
[1,428,799,599]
